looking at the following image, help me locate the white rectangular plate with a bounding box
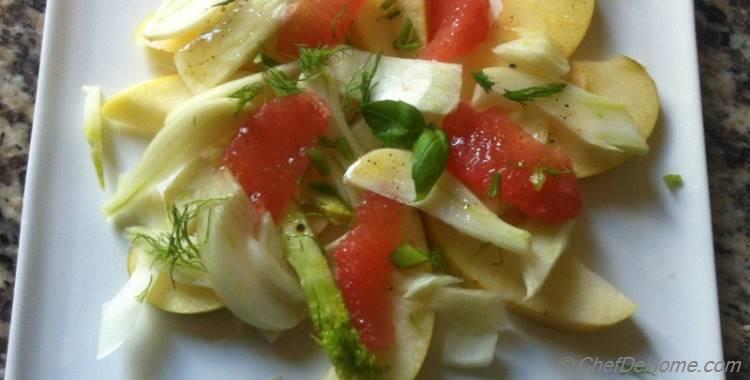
[6,0,724,379]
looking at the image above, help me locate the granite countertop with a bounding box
[0,0,747,378]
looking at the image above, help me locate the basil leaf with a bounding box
[412,128,450,200]
[361,100,426,148]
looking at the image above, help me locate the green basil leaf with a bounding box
[361,100,426,148]
[412,128,450,201]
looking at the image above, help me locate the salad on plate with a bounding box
[82,0,661,378]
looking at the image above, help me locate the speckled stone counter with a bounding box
[0,0,747,378]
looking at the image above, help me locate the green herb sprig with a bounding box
[263,67,303,96]
[344,52,383,112]
[228,82,265,116]
[392,18,422,53]
[130,198,225,285]
[299,46,350,79]
[504,83,567,104]
[473,71,495,93]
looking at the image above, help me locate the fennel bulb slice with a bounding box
[97,253,158,359]
[344,148,531,254]
[143,0,222,41]
[196,169,307,332]
[174,0,289,92]
[82,85,106,189]
[477,67,649,154]
[401,273,508,369]
[492,31,570,77]
[432,287,507,368]
[519,219,575,299]
[328,49,462,115]
[165,64,298,125]
[103,98,242,217]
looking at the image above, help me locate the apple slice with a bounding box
[459,0,595,95]
[351,0,427,57]
[101,75,192,135]
[554,55,661,177]
[127,246,223,314]
[424,218,637,332]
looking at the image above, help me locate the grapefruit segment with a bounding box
[442,102,582,222]
[335,192,404,350]
[276,0,366,57]
[420,0,490,62]
[222,93,331,220]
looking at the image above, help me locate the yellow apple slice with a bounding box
[351,0,427,57]
[424,218,637,332]
[554,55,661,177]
[101,75,192,135]
[127,246,223,314]
[460,0,595,95]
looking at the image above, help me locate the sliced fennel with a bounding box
[302,74,365,161]
[103,98,243,217]
[281,210,380,380]
[344,148,531,254]
[432,287,507,368]
[401,273,463,299]
[350,118,382,152]
[520,219,575,299]
[165,64,298,125]
[196,169,307,332]
[478,67,649,154]
[82,85,106,189]
[328,49,461,115]
[174,0,289,92]
[372,273,435,380]
[109,187,169,230]
[143,0,222,41]
[492,31,570,77]
[401,274,508,368]
[101,75,192,135]
[97,252,158,359]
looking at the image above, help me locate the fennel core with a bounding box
[129,198,226,285]
[282,210,380,380]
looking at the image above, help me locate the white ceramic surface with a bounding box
[6,0,724,379]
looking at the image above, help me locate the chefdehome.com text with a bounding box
[558,356,742,375]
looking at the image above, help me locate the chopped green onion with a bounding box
[390,244,430,269]
[307,147,331,176]
[488,172,501,197]
[663,174,684,189]
[309,181,339,196]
